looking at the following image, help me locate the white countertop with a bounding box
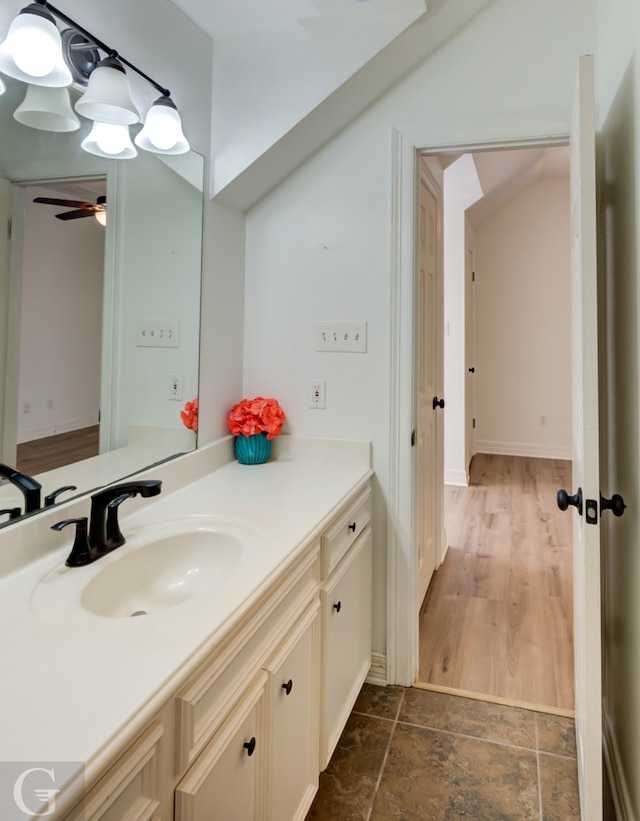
[0,444,371,819]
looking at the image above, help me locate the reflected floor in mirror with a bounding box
[17,425,99,475]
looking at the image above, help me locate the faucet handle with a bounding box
[106,492,135,549]
[52,517,96,567]
[0,507,21,522]
[44,485,78,507]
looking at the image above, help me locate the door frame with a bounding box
[0,172,116,465]
[387,113,571,687]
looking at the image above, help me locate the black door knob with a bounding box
[432,397,445,410]
[468,367,475,373]
[557,487,583,516]
[243,737,256,757]
[282,679,293,695]
[600,493,626,517]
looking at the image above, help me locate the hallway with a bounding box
[418,455,573,711]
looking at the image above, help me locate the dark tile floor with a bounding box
[306,685,581,821]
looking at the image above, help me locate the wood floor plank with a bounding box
[418,454,574,711]
[16,426,100,475]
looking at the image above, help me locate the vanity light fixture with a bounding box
[81,121,137,160]
[0,3,71,86]
[74,57,139,125]
[13,83,80,131]
[0,0,190,156]
[134,96,189,155]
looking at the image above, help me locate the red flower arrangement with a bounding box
[227,396,286,440]
[180,397,198,433]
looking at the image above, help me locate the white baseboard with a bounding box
[603,709,634,821]
[366,653,387,686]
[475,439,572,460]
[444,468,469,486]
[18,414,97,443]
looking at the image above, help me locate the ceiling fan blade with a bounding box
[34,197,95,209]
[55,209,94,221]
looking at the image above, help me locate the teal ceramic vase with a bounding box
[235,432,271,464]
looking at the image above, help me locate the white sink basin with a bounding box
[32,516,262,621]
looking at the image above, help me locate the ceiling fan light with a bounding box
[81,121,137,159]
[14,84,80,132]
[134,96,189,155]
[94,209,107,227]
[0,4,72,87]
[0,76,5,95]
[75,57,139,125]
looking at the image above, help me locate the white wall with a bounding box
[241,0,595,658]
[18,185,103,441]
[113,153,202,447]
[474,177,572,459]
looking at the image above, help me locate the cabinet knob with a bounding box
[333,601,342,613]
[243,737,256,757]
[282,679,293,695]
[348,522,356,532]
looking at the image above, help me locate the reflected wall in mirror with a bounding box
[0,75,203,526]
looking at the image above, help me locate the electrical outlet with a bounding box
[315,321,367,353]
[310,379,326,408]
[169,373,183,400]
[23,401,30,414]
[137,319,180,348]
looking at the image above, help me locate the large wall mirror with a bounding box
[0,75,202,525]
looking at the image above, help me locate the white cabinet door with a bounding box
[175,673,267,821]
[320,528,372,768]
[266,602,320,821]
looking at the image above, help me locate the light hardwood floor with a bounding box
[418,454,574,713]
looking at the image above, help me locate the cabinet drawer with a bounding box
[320,487,371,579]
[64,721,163,821]
[175,550,319,772]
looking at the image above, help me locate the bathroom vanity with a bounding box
[0,437,373,820]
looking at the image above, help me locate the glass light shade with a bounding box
[134,96,189,155]
[0,5,72,87]
[14,84,80,132]
[0,76,5,95]
[75,57,139,125]
[94,210,107,227]
[81,121,137,159]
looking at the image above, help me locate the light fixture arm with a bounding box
[33,0,171,97]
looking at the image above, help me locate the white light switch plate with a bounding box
[137,319,180,348]
[315,321,367,353]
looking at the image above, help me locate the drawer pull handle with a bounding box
[243,737,256,757]
[348,522,357,532]
[282,679,293,695]
[333,601,342,613]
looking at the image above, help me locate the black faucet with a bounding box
[52,479,162,567]
[0,463,42,513]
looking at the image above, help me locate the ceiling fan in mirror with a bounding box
[33,195,107,225]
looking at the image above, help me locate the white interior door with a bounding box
[568,53,602,819]
[416,165,442,604]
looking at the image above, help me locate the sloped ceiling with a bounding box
[466,145,569,226]
[169,0,499,208]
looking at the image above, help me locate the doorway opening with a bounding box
[414,144,574,713]
[6,177,106,475]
